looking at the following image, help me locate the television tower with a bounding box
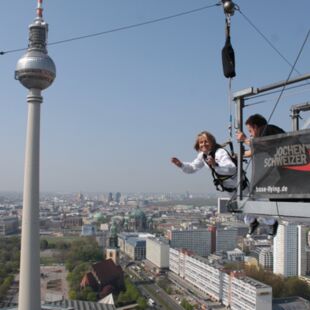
[15,1,56,309]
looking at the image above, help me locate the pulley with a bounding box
[222,0,236,16]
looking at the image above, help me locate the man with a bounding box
[236,114,285,239]
[237,114,285,157]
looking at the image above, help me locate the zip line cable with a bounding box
[237,8,308,78]
[265,28,310,125]
[0,3,220,55]
[1,0,306,87]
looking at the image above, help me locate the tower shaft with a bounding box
[18,89,42,310]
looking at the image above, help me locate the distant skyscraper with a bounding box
[273,222,298,277]
[107,192,113,204]
[15,1,56,310]
[115,192,121,203]
[217,197,230,214]
[298,225,310,276]
[77,192,85,202]
[216,227,238,254]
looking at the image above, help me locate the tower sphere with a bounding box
[15,50,56,90]
[15,17,56,91]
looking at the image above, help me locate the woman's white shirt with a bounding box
[181,149,237,189]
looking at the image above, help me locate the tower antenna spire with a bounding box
[36,0,43,19]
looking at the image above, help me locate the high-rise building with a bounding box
[107,192,113,204]
[0,216,19,235]
[146,237,169,269]
[125,238,146,260]
[259,247,273,270]
[167,229,211,257]
[217,197,230,214]
[273,222,298,277]
[216,227,238,254]
[115,192,121,203]
[298,225,310,276]
[118,232,154,261]
[76,192,84,203]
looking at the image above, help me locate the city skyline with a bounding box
[0,0,309,193]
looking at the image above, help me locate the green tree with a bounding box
[165,287,172,295]
[125,278,140,301]
[68,289,78,300]
[244,266,310,298]
[181,298,194,310]
[0,237,20,302]
[66,237,102,264]
[65,259,74,272]
[3,276,13,286]
[117,291,131,305]
[0,275,14,300]
[80,286,94,301]
[67,262,90,291]
[40,239,49,250]
[97,216,108,224]
[137,296,147,309]
[87,291,97,301]
[284,277,310,299]
[55,240,69,250]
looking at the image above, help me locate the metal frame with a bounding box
[241,200,310,223]
[290,101,310,131]
[233,73,310,218]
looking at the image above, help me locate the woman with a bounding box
[171,131,237,192]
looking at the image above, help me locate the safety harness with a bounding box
[203,142,249,193]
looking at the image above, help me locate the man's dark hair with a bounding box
[245,114,267,128]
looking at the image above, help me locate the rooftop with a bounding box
[273,296,310,310]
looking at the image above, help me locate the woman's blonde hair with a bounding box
[194,131,216,151]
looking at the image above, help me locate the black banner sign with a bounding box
[251,129,310,199]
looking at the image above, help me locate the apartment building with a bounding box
[0,216,19,235]
[169,248,272,310]
[273,223,298,276]
[167,228,211,257]
[146,237,169,269]
[259,247,273,270]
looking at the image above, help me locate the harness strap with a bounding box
[204,147,249,193]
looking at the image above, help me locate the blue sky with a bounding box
[0,0,309,194]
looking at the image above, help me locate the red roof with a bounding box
[80,272,98,290]
[92,259,123,287]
